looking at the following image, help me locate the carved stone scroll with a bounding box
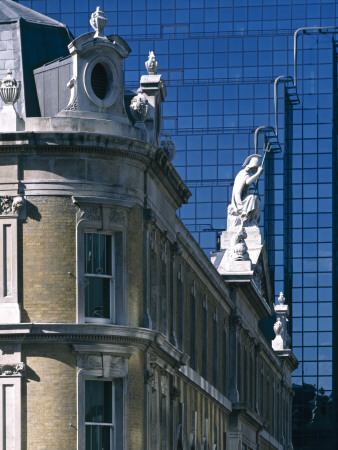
[0,196,24,216]
[0,363,25,376]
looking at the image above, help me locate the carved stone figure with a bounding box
[228,154,263,228]
[145,51,158,75]
[130,91,149,122]
[229,228,249,261]
[90,6,108,38]
[160,132,176,161]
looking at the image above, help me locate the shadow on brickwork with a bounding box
[25,200,41,221]
[21,356,41,450]
[18,200,42,322]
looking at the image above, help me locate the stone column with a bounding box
[169,241,181,347]
[229,311,242,402]
[255,342,262,413]
[169,382,180,449]
[142,208,155,328]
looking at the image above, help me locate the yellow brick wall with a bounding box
[20,196,76,323]
[128,349,145,449]
[22,344,77,450]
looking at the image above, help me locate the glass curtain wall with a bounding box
[16,0,338,448]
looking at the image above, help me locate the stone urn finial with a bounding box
[272,291,291,351]
[278,292,285,305]
[90,6,108,38]
[145,51,158,75]
[0,70,21,106]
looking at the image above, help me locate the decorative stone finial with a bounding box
[145,51,158,75]
[160,133,176,161]
[130,91,149,122]
[278,292,285,305]
[90,6,108,38]
[0,70,21,105]
[272,292,291,351]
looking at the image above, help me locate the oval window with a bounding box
[91,63,109,100]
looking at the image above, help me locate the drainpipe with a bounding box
[294,26,338,88]
[274,75,294,137]
[255,26,338,156]
[254,126,275,157]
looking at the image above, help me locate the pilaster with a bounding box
[229,311,242,402]
[0,195,24,324]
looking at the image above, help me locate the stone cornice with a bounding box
[180,365,232,414]
[226,282,271,319]
[0,132,191,205]
[260,429,284,450]
[231,402,264,430]
[274,349,299,372]
[0,323,187,367]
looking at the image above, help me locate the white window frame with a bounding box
[75,347,129,450]
[75,203,127,325]
[83,232,115,324]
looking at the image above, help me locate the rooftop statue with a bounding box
[228,153,263,229]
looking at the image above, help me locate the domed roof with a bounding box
[0,0,65,27]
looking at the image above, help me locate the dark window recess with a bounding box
[91,63,109,100]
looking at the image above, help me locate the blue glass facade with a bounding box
[17,0,338,447]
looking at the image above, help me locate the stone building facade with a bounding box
[0,2,297,449]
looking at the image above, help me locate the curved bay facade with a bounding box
[0,3,297,449]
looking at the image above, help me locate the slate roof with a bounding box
[0,0,73,117]
[0,0,65,27]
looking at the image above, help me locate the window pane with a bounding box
[85,425,112,450]
[85,233,112,275]
[85,381,112,423]
[85,277,111,318]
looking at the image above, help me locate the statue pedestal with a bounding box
[272,335,283,351]
[221,260,252,273]
[0,106,24,132]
